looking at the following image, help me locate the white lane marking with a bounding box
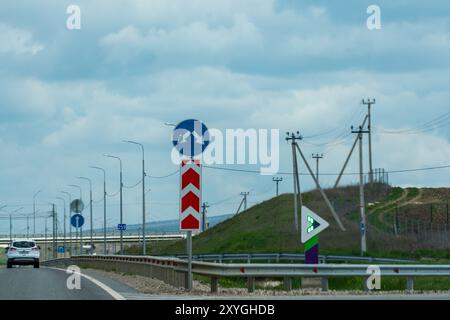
[47,267,126,300]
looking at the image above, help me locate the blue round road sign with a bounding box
[172,119,210,157]
[71,214,85,228]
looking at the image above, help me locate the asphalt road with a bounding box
[0,266,115,300]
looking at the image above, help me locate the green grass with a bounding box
[0,251,6,266]
[124,185,450,261]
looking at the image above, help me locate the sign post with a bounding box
[70,212,85,256]
[301,206,329,264]
[172,119,209,291]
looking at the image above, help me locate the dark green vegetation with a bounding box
[0,251,6,266]
[125,184,450,259]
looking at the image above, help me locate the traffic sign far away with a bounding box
[301,206,329,243]
[180,159,201,231]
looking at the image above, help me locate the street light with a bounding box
[90,166,107,255]
[123,140,147,255]
[8,207,23,244]
[78,177,93,249]
[103,154,124,255]
[33,189,42,237]
[68,184,82,200]
[59,191,72,255]
[56,197,67,257]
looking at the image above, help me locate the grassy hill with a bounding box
[125,184,450,259]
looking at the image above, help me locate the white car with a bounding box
[6,239,40,268]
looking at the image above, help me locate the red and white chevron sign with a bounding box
[180,159,201,231]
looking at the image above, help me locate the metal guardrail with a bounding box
[0,233,185,245]
[43,254,450,293]
[164,253,415,264]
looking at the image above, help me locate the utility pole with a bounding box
[201,202,209,232]
[60,191,72,255]
[26,216,30,239]
[52,204,57,258]
[312,154,324,185]
[240,192,250,211]
[352,125,370,255]
[90,166,107,255]
[334,115,369,188]
[272,177,283,197]
[362,98,375,184]
[123,140,147,256]
[56,197,67,257]
[33,190,42,238]
[104,155,124,255]
[286,132,303,231]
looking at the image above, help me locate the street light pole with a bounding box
[8,208,23,244]
[59,191,72,255]
[104,155,124,254]
[90,166,107,255]
[56,197,67,257]
[123,140,147,255]
[68,184,83,255]
[78,177,93,250]
[33,190,42,238]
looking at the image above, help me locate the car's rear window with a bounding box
[12,241,35,248]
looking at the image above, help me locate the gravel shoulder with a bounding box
[80,268,450,298]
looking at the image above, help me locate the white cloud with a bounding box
[0,23,44,55]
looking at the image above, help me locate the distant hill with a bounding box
[91,214,232,234]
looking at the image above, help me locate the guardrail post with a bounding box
[283,277,292,291]
[406,276,414,291]
[321,277,329,292]
[247,277,255,293]
[211,277,219,293]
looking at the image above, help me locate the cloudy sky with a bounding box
[1,0,450,234]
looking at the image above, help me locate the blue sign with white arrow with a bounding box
[172,119,210,157]
[71,214,85,228]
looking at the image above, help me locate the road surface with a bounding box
[0,266,119,300]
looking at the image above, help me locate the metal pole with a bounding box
[33,190,42,238]
[60,191,71,255]
[295,143,346,231]
[103,176,106,254]
[9,214,12,244]
[123,141,147,255]
[362,99,375,183]
[104,155,124,255]
[90,166,107,255]
[44,217,47,260]
[334,115,368,188]
[312,154,323,185]
[272,177,283,197]
[187,230,192,291]
[358,131,367,255]
[52,204,57,258]
[26,216,29,238]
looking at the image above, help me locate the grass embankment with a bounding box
[0,251,6,266]
[122,185,450,291]
[126,185,449,259]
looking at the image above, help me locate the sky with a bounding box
[0,0,450,234]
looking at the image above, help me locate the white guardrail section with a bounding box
[165,253,416,264]
[42,255,450,293]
